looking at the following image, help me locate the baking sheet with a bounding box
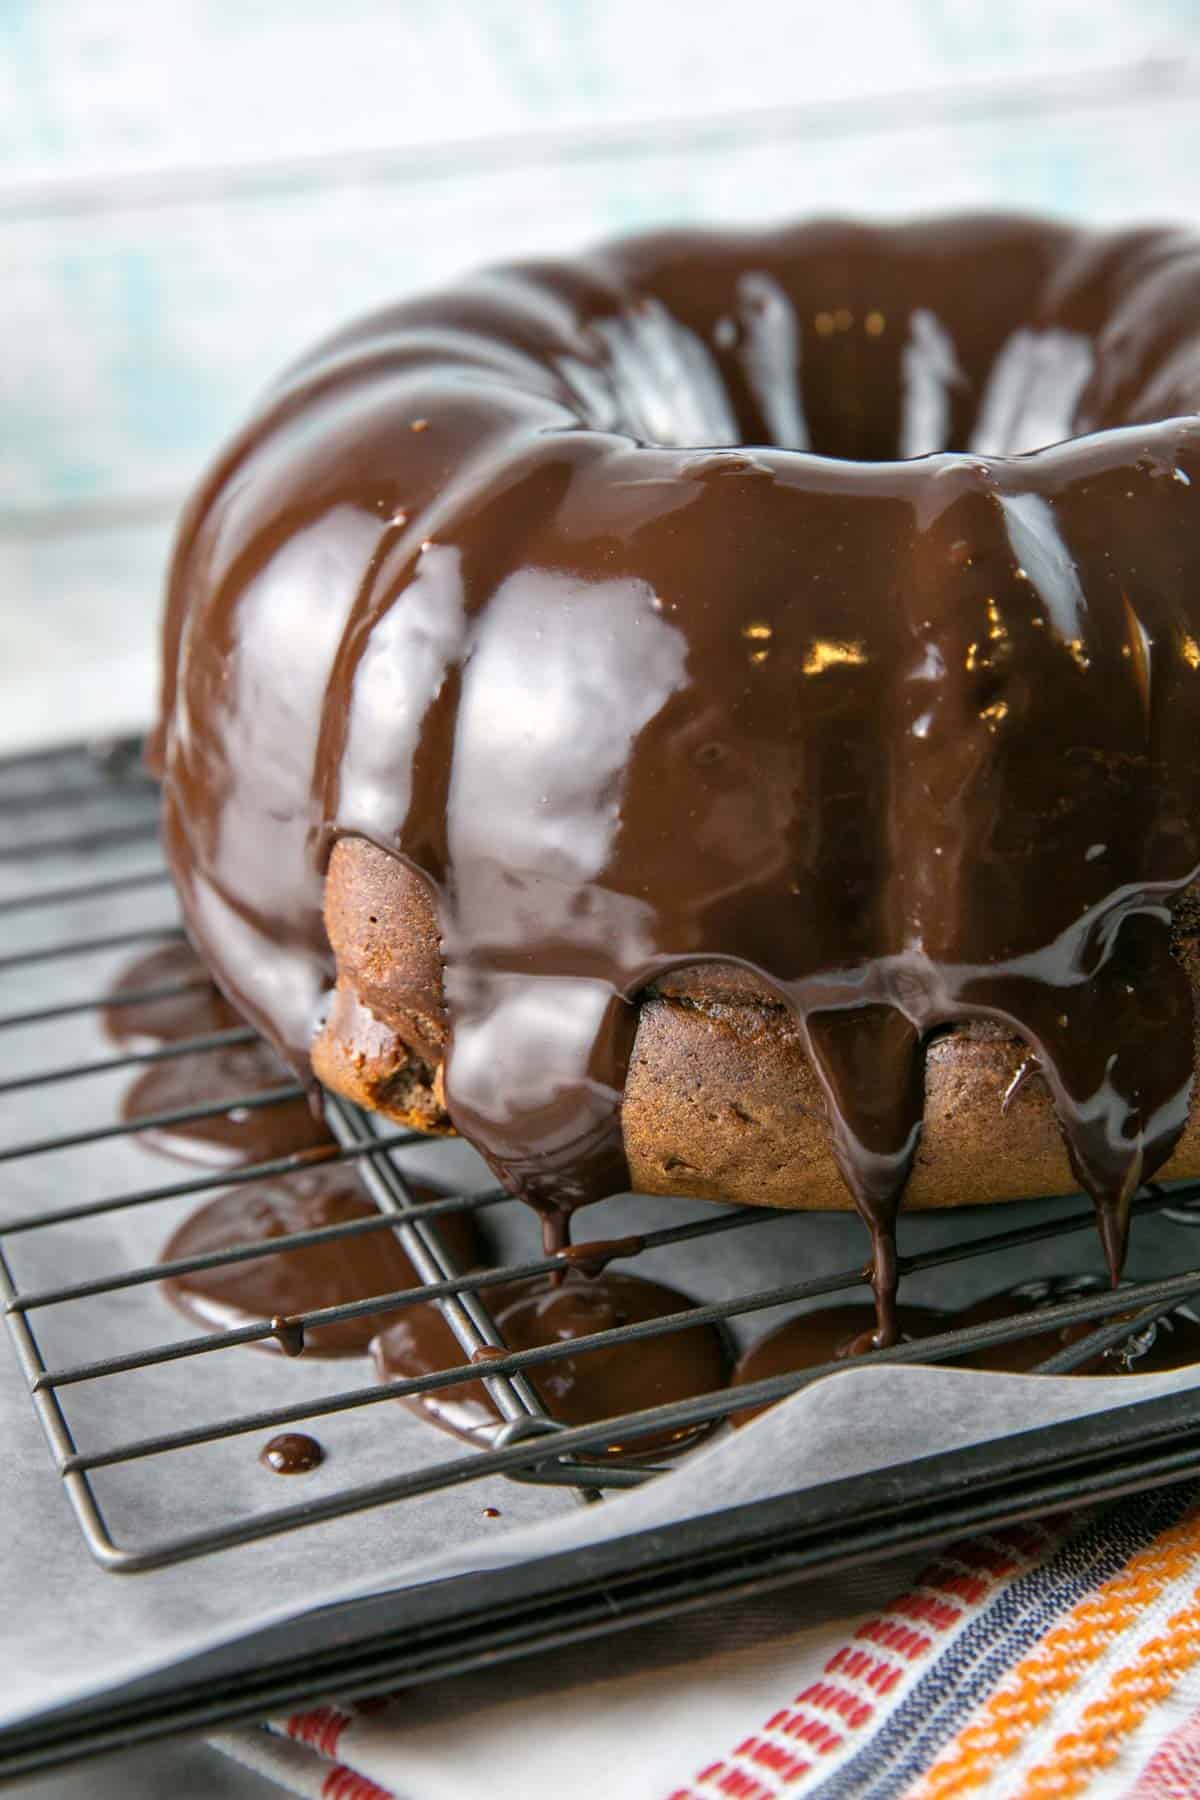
[6,807,1200,1739]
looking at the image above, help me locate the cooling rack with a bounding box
[8,737,1200,1774]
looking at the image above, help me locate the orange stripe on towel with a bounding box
[915,1508,1200,1800]
[1017,1586,1200,1798]
[677,1527,1052,1800]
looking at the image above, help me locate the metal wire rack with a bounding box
[7,736,1200,1587]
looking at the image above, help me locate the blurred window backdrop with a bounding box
[1,0,1198,749]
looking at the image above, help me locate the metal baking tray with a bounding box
[5,737,1200,1778]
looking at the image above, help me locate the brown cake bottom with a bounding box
[311,838,1200,1214]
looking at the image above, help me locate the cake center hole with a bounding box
[588,298,1099,464]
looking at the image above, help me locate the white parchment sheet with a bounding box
[4,837,1200,1737]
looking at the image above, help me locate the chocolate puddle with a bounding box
[732,1289,1200,1423]
[370,1269,728,1457]
[122,1041,330,1166]
[105,944,333,1165]
[161,1169,480,1354]
[102,940,241,1050]
[152,216,1200,1341]
[732,1305,947,1423]
[940,1287,1200,1375]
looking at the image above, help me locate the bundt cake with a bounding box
[150,213,1200,1344]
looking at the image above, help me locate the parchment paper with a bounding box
[5,829,1200,1738]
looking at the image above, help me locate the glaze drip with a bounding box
[154,216,1200,1342]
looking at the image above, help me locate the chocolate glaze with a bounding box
[732,1289,1200,1421]
[370,1268,728,1456]
[260,1432,324,1473]
[1001,1054,1043,1116]
[732,1304,947,1422]
[557,1233,647,1275]
[122,1036,330,1166]
[105,946,336,1165]
[153,215,1200,1342]
[101,940,240,1049]
[161,1169,480,1354]
[271,1315,305,1356]
[943,1286,1200,1374]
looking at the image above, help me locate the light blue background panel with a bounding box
[2,0,1200,749]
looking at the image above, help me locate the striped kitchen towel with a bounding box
[217,1476,1200,1799]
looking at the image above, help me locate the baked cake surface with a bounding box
[151,214,1200,1339]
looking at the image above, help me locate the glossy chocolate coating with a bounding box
[154,215,1200,1342]
[939,1287,1200,1375]
[260,1432,324,1473]
[370,1268,728,1456]
[732,1290,1200,1421]
[161,1168,480,1353]
[731,1304,947,1422]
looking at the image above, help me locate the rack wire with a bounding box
[6,737,1200,1579]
